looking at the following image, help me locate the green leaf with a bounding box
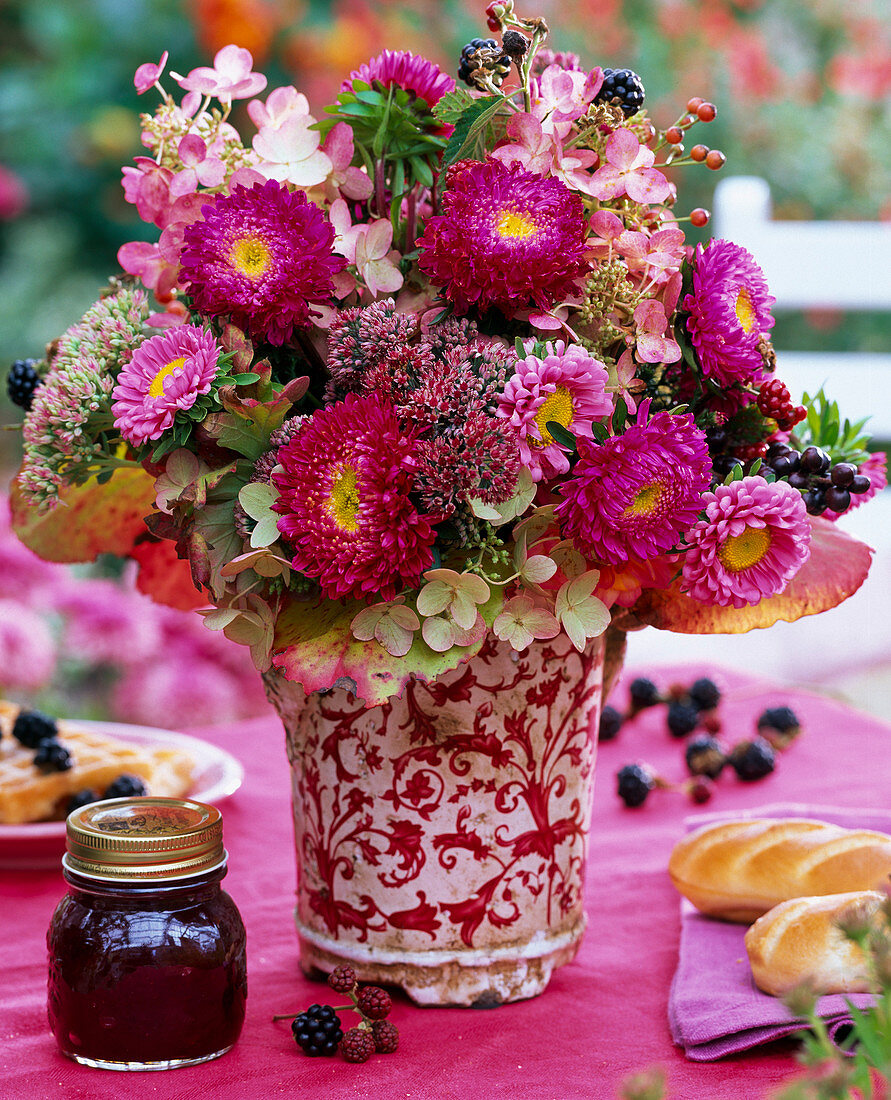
[514,336,526,358]
[589,422,610,443]
[432,87,476,126]
[612,400,627,435]
[438,96,505,184]
[230,372,261,385]
[545,421,577,452]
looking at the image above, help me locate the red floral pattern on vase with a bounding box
[264,632,605,1006]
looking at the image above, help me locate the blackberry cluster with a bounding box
[7,358,41,410]
[595,68,646,117]
[10,709,72,775]
[612,686,800,807]
[292,1005,344,1057]
[65,773,149,815]
[458,38,512,89]
[278,965,399,1064]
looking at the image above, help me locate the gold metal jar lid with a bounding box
[64,797,226,881]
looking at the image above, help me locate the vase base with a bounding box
[296,914,586,1007]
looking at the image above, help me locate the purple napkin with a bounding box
[668,802,889,1061]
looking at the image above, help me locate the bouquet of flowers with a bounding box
[8,2,879,706]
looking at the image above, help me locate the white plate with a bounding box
[0,720,244,871]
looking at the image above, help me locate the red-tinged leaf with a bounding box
[631,517,873,634]
[9,465,155,563]
[130,536,207,611]
[272,584,504,706]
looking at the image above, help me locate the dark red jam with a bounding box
[47,865,247,1069]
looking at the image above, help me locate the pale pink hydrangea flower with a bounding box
[167,134,226,199]
[491,113,598,195]
[329,199,403,297]
[111,325,220,446]
[247,85,310,130]
[530,64,602,137]
[174,44,267,102]
[252,114,333,188]
[633,300,682,363]
[317,123,373,202]
[134,51,168,94]
[681,477,811,607]
[497,341,612,481]
[588,129,671,204]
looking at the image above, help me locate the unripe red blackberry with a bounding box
[356,985,392,1021]
[327,965,357,994]
[372,1020,399,1053]
[340,1027,376,1063]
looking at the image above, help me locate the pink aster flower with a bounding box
[111,324,220,447]
[0,599,56,692]
[175,44,267,102]
[497,341,612,481]
[272,394,436,602]
[343,50,455,107]
[824,451,887,521]
[588,129,671,204]
[681,476,811,607]
[417,158,589,315]
[556,404,712,564]
[684,238,776,387]
[178,179,344,345]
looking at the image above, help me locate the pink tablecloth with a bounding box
[2,663,889,1100]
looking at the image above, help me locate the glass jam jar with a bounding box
[47,797,247,1071]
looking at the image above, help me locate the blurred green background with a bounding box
[1,0,889,467]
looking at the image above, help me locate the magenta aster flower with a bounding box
[683,239,775,387]
[417,158,589,315]
[556,405,712,564]
[343,50,455,107]
[179,179,344,345]
[111,325,219,447]
[497,341,612,481]
[681,476,811,607]
[272,394,436,602]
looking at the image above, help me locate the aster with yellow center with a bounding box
[418,157,589,315]
[498,342,612,482]
[272,394,435,602]
[111,325,220,447]
[683,238,776,387]
[179,178,345,346]
[557,403,712,565]
[682,477,811,608]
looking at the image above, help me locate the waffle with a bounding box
[0,703,195,824]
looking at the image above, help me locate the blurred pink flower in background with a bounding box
[0,164,28,220]
[0,601,57,692]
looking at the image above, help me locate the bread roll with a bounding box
[668,818,891,922]
[745,890,883,996]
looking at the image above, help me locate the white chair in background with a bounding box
[712,176,891,440]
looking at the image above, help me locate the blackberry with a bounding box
[34,740,73,772]
[501,30,529,58]
[667,700,699,738]
[598,704,624,741]
[12,709,58,748]
[327,965,357,994]
[340,1026,376,1063]
[628,676,661,710]
[688,677,721,711]
[616,763,654,808]
[756,705,801,749]
[684,735,726,779]
[104,774,148,798]
[595,68,646,117]
[371,1019,399,1054]
[292,1004,344,1057]
[457,38,511,88]
[66,789,99,815]
[356,985,392,1021]
[7,358,41,410]
[728,737,775,781]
